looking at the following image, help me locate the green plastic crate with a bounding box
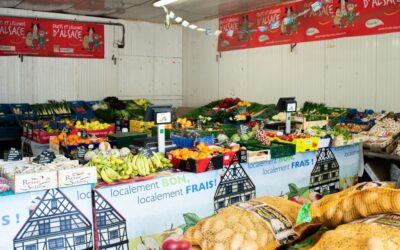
[269,142,296,159]
[240,140,296,159]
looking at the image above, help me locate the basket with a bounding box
[68,101,95,119]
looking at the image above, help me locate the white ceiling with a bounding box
[0,0,287,22]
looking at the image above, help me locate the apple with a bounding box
[162,239,191,250]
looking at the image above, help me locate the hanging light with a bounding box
[182,20,190,27]
[168,11,175,19]
[197,28,206,32]
[189,24,198,29]
[153,0,178,7]
[175,17,183,23]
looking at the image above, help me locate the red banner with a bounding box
[218,0,400,51]
[0,17,104,58]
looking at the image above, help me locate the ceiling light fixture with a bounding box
[182,20,190,27]
[189,24,197,29]
[197,28,205,32]
[175,17,183,23]
[153,0,178,7]
[168,11,175,19]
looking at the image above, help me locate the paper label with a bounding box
[235,200,298,245]
[351,213,400,229]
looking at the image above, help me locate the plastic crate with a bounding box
[0,126,22,138]
[0,114,18,127]
[171,134,195,149]
[9,103,35,121]
[269,142,296,159]
[196,134,214,145]
[0,104,12,115]
[68,101,95,120]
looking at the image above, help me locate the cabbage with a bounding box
[231,134,241,142]
[217,134,229,142]
[240,134,250,141]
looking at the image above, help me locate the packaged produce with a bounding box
[309,182,400,228]
[309,214,400,250]
[184,197,314,250]
[368,118,400,137]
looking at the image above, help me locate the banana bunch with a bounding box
[86,151,173,184]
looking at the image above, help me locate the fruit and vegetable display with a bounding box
[176,118,194,129]
[32,101,72,117]
[74,120,111,130]
[94,97,152,123]
[213,97,242,110]
[169,143,240,161]
[335,123,369,133]
[85,148,173,183]
[51,133,107,146]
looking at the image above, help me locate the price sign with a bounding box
[7,148,22,161]
[81,129,89,139]
[240,124,250,134]
[140,147,153,159]
[33,150,55,164]
[77,146,87,159]
[61,126,69,134]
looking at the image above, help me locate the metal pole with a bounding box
[285,112,291,135]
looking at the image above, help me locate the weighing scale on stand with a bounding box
[142,105,176,153]
[276,97,297,135]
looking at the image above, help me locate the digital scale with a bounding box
[276,97,297,134]
[144,105,173,153]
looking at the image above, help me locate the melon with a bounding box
[98,142,111,153]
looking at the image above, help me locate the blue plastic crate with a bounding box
[171,134,195,149]
[196,134,214,145]
[0,114,18,126]
[0,104,12,115]
[0,126,21,138]
[68,101,95,120]
[9,103,32,115]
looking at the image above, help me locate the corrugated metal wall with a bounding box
[183,19,400,110]
[0,8,183,106]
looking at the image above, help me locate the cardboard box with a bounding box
[58,166,97,188]
[8,170,58,193]
[247,149,271,163]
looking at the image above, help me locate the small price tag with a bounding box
[240,124,250,134]
[77,146,87,159]
[33,150,55,164]
[61,126,69,134]
[88,144,94,149]
[81,129,89,139]
[7,148,22,161]
[140,147,153,159]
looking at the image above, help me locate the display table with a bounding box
[21,136,49,157]
[0,144,362,249]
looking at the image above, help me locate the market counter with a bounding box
[0,144,363,249]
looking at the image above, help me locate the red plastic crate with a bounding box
[32,129,58,144]
[70,124,115,137]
